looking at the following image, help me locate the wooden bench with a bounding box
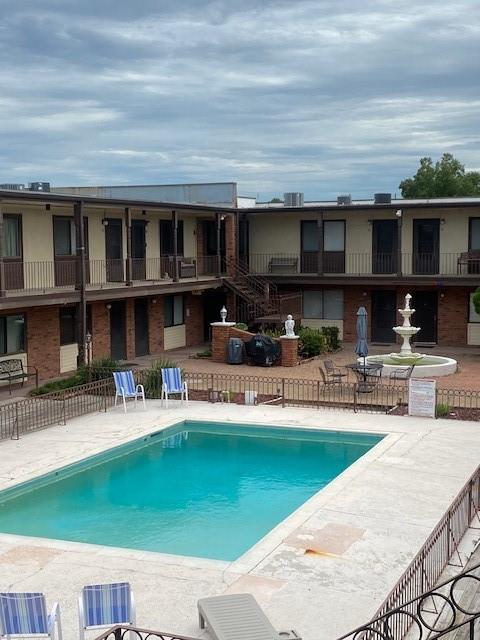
[0,359,39,394]
[268,256,298,274]
[457,250,480,274]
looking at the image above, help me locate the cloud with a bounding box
[0,0,479,198]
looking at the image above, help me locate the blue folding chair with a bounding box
[160,368,188,408]
[78,582,135,640]
[113,371,145,413]
[0,592,62,639]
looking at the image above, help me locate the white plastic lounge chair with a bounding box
[161,368,188,408]
[113,371,146,413]
[0,592,62,639]
[78,582,135,640]
[198,593,300,640]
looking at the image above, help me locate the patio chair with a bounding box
[113,371,146,413]
[323,359,348,383]
[198,593,301,640]
[0,592,62,639]
[319,366,342,386]
[78,582,135,640]
[161,367,188,408]
[389,364,415,383]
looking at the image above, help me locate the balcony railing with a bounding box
[2,256,224,294]
[247,252,480,277]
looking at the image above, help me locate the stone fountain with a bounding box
[364,293,457,377]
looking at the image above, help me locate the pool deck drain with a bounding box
[0,401,479,640]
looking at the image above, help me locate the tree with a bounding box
[399,154,480,198]
[473,288,480,317]
[270,197,283,203]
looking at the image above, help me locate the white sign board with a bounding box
[408,378,436,418]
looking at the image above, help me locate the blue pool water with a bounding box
[0,422,382,561]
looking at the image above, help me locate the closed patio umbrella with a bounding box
[355,306,369,370]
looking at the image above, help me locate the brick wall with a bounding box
[91,301,110,359]
[225,215,236,275]
[126,299,135,360]
[211,324,298,366]
[438,287,468,346]
[149,297,164,354]
[27,306,60,380]
[344,287,371,342]
[185,293,204,346]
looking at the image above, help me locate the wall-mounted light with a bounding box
[440,292,445,298]
[440,218,446,225]
[105,303,112,310]
[362,291,368,297]
[367,219,373,226]
[102,218,109,226]
[220,214,226,221]
[395,209,402,218]
[151,298,157,304]
[45,204,51,211]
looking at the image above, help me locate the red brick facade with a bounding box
[185,293,204,346]
[125,299,135,360]
[437,287,469,346]
[149,298,164,354]
[27,306,60,380]
[225,215,236,275]
[91,301,110,359]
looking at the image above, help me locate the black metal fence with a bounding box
[1,369,479,441]
[339,464,480,640]
[94,627,201,640]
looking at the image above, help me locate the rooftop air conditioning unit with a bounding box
[374,192,391,204]
[337,195,352,205]
[283,192,304,207]
[28,182,50,192]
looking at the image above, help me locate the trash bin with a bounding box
[245,334,281,366]
[227,337,245,364]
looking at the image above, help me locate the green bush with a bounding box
[30,374,83,396]
[78,356,122,383]
[234,322,248,331]
[142,358,180,398]
[196,347,212,358]
[436,403,451,418]
[321,326,340,351]
[298,327,327,358]
[262,327,282,339]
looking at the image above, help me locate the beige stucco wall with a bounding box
[60,343,78,373]
[183,216,196,258]
[164,324,186,350]
[467,323,480,345]
[248,215,301,256]
[301,318,344,340]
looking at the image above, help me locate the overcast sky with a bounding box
[1,0,479,200]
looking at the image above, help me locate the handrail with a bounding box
[94,625,202,640]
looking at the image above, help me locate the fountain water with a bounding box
[364,293,457,377]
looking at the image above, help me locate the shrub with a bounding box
[142,359,180,398]
[30,375,83,396]
[196,347,212,358]
[436,403,451,418]
[262,327,282,339]
[321,326,340,351]
[298,327,327,358]
[78,356,122,383]
[234,322,248,331]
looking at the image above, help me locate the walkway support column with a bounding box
[74,200,87,365]
[125,207,133,285]
[317,211,324,275]
[0,200,5,297]
[215,212,222,277]
[397,212,403,277]
[172,209,179,282]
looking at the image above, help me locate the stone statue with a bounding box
[285,314,295,337]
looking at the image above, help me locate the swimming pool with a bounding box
[0,421,383,561]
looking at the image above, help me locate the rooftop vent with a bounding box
[28,182,50,192]
[337,195,352,205]
[284,192,304,207]
[374,192,391,204]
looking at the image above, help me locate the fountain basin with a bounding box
[363,355,457,378]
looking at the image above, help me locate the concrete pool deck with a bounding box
[0,402,479,640]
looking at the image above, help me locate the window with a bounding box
[60,308,76,345]
[53,217,76,256]
[301,220,318,252]
[303,290,343,319]
[160,220,184,256]
[470,218,480,251]
[0,314,25,355]
[165,294,184,327]
[4,215,22,258]
[324,220,345,251]
[469,293,480,323]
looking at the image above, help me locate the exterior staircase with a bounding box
[223,258,301,325]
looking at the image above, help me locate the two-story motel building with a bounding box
[0,187,479,382]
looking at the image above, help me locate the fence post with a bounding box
[317,380,320,409]
[282,378,285,407]
[14,402,19,440]
[103,380,108,412]
[62,394,67,426]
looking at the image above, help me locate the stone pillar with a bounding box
[279,336,299,367]
[211,321,236,363]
